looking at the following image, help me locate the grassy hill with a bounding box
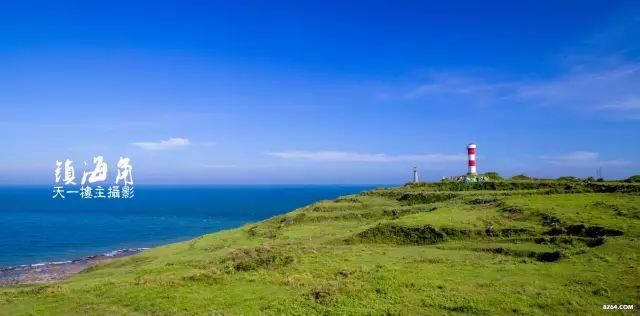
[1,181,639,315]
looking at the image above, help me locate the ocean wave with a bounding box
[0,248,148,272]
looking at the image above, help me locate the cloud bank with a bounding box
[538,151,630,167]
[132,138,191,150]
[405,61,640,120]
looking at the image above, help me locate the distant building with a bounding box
[467,143,477,175]
[412,167,419,183]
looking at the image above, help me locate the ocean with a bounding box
[0,185,376,268]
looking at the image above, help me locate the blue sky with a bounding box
[1,1,639,184]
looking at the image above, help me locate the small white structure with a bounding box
[412,166,419,183]
[467,143,477,175]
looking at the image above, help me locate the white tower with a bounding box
[467,143,477,175]
[412,166,419,183]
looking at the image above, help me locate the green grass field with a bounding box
[1,181,639,315]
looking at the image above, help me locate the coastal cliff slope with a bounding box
[1,181,639,315]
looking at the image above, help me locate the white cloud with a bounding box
[404,62,640,120]
[200,163,273,169]
[600,96,640,110]
[201,164,242,169]
[267,150,465,163]
[512,63,640,111]
[406,72,514,99]
[132,137,191,150]
[538,151,630,167]
[401,9,640,120]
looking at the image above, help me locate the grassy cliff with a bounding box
[1,181,639,315]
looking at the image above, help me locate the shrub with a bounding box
[440,227,472,238]
[498,228,535,237]
[584,226,624,237]
[534,236,576,246]
[624,175,640,183]
[466,196,501,205]
[556,176,581,182]
[353,223,446,245]
[565,224,586,235]
[483,172,503,180]
[309,283,337,304]
[544,227,566,236]
[537,250,564,262]
[540,213,562,226]
[586,237,606,247]
[227,245,294,272]
[397,193,457,205]
[544,224,623,237]
[474,247,564,262]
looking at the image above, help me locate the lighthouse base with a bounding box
[444,174,490,183]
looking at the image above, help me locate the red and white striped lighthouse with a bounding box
[467,143,477,175]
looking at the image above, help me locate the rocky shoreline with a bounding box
[0,248,147,287]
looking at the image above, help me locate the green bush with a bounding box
[483,172,503,180]
[227,246,294,272]
[624,175,640,183]
[556,176,581,182]
[397,192,457,204]
[404,181,640,194]
[353,223,446,245]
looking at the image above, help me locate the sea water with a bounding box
[0,185,376,268]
